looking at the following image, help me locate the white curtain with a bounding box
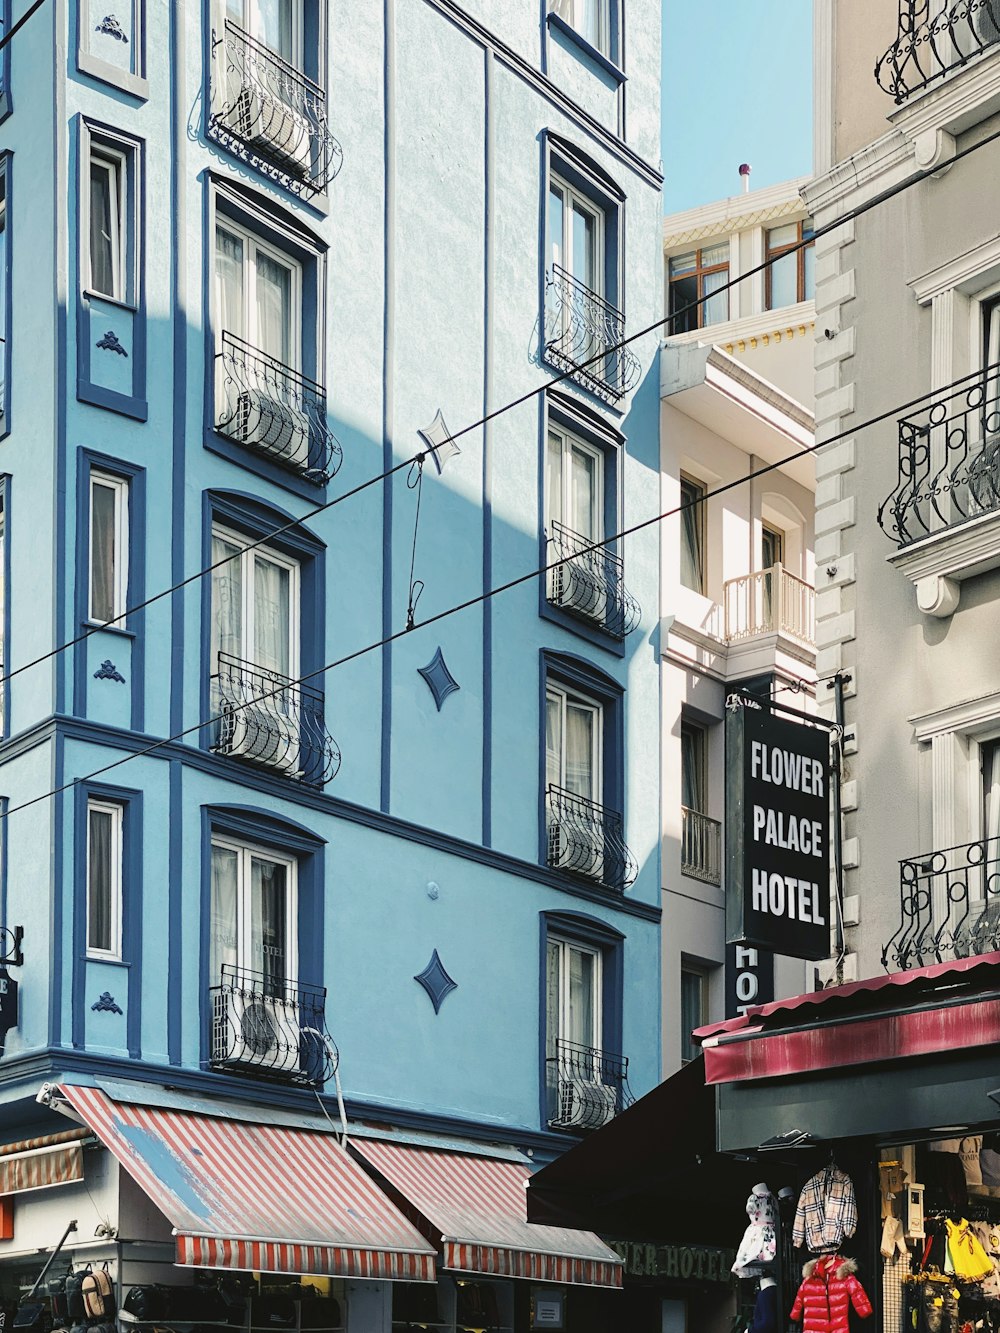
[548,184,564,271]
[985,743,1000,847]
[680,483,703,593]
[215,227,244,342]
[565,699,596,800]
[91,481,117,624]
[255,251,291,364]
[566,946,596,1049]
[258,0,293,61]
[545,940,561,1062]
[252,554,289,675]
[89,162,115,298]
[571,201,596,291]
[250,855,287,988]
[545,692,561,792]
[211,536,243,667]
[87,807,113,952]
[570,444,597,539]
[545,432,563,529]
[210,845,239,981]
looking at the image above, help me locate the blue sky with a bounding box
[661,1,814,214]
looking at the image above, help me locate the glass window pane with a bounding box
[767,223,798,250]
[566,946,596,1048]
[91,481,118,623]
[702,268,729,326]
[701,243,729,267]
[87,808,113,952]
[768,251,797,310]
[215,227,245,340]
[565,700,596,799]
[569,443,598,539]
[669,252,696,277]
[257,0,293,61]
[546,431,563,529]
[571,201,596,291]
[669,274,698,334]
[255,250,292,364]
[545,939,561,1060]
[548,183,564,270]
[680,970,704,1062]
[90,160,117,298]
[545,690,562,790]
[252,555,290,675]
[680,477,704,593]
[250,856,288,987]
[210,844,240,980]
[803,242,816,302]
[986,742,1000,844]
[681,723,704,812]
[211,536,244,664]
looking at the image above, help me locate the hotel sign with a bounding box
[726,700,831,961]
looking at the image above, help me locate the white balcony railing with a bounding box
[681,806,721,885]
[723,563,815,646]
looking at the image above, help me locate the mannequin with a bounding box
[747,1276,778,1333]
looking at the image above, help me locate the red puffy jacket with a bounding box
[789,1255,872,1333]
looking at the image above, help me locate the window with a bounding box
[547,935,601,1059]
[984,740,1000,845]
[680,967,707,1063]
[546,681,602,805]
[88,146,126,301]
[765,219,815,310]
[0,167,6,420]
[548,172,603,298]
[87,800,123,957]
[680,474,705,594]
[209,836,297,988]
[668,244,729,333]
[215,220,302,371]
[548,0,611,57]
[680,721,706,815]
[546,423,603,543]
[89,472,129,625]
[210,524,299,678]
[225,0,303,68]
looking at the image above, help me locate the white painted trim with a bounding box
[813,0,835,178]
[662,300,815,354]
[910,235,1000,306]
[888,507,1000,617]
[663,178,812,248]
[911,689,1000,741]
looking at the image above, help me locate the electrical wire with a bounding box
[0,0,49,54]
[5,114,1000,692]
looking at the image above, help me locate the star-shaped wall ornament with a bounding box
[418,647,459,711]
[414,949,458,1015]
[418,409,460,474]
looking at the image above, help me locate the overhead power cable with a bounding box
[0,0,49,53]
[0,357,987,825]
[4,117,997,692]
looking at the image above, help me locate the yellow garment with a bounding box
[945,1217,994,1281]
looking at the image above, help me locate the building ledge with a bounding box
[888,39,1000,173]
[888,507,1000,617]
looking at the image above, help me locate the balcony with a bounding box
[215,333,343,485]
[209,964,336,1087]
[546,784,637,893]
[546,521,641,640]
[723,564,816,647]
[210,20,343,195]
[882,836,1000,970]
[212,652,341,787]
[546,1038,634,1133]
[543,264,640,405]
[876,0,1000,103]
[681,806,722,885]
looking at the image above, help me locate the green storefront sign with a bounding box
[609,1242,736,1283]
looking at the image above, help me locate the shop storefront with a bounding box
[0,1081,625,1333]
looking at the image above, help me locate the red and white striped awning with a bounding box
[352,1139,623,1288]
[57,1086,436,1282]
[0,1127,87,1194]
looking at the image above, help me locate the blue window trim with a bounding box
[199,489,326,760]
[0,0,11,123]
[74,449,147,732]
[538,388,625,657]
[538,648,625,872]
[0,153,11,441]
[76,117,148,420]
[545,9,626,85]
[538,908,625,1134]
[204,173,330,502]
[72,781,144,1057]
[198,803,327,1076]
[76,0,149,101]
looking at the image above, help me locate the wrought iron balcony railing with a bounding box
[882,836,1000,970]
[681,806,722,885]
[209,964,336,1087]
[212,651,341,786]
[546,521,641,640]
[876,0,1000,103]
[215,332,343,485]
[723,563,816,646]
[210,20,343,194]
[877,364,1000,546]
[545,783,637,893]
[546,1038,634,1132]
[543,264,640,404]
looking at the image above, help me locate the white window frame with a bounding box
[214,218,303,371]
[550,0,612,57]
[545,423,605,541]
[224,0,305,71]
[547,934,603,1055]
[680,966,708,1064]
[211,834,299,984]
[87,799,123,959]
[210,522,300,679]
[88,471,129,626]
[548,171,605,299]
[87,144,127,302]
[545,680,603,805]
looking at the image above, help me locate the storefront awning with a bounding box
[352,1139,623,1288]
[56,1085,437,1281]
[0,1128,87,1194]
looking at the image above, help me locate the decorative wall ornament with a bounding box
[94,660,126,683]
[418,409,460,474]
[95,14,129,40]
[418,647,459,711]
[414,949,457,1014]
[96,330,128,357]
[91,992,123,1015]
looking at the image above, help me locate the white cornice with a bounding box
[663,301,816,354]
[909,235,1000,305]
[663,178,812,250]
[802,129,914,216]
[910,689,1000,741]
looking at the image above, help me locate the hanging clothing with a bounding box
[789,1254,872,1333]
[881,1214,909,1260]
[969,1220,1000,1299]
[747,1282,778,1333]
[732,1182,778,1278]
[945,1218,994,1282]
[793,1166,859,1253]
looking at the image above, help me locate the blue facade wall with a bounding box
[0,0,663,1154]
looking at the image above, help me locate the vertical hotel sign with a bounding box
[726,698,831,961]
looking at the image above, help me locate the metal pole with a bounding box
[23,1219,78,1302]
[827,672,852,975]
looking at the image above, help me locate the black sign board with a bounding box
[726,701,831,960]
[725,942,775,1019]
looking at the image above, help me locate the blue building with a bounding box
[0,1,662,1329]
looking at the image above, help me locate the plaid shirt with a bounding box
[793,1167,858,1252]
